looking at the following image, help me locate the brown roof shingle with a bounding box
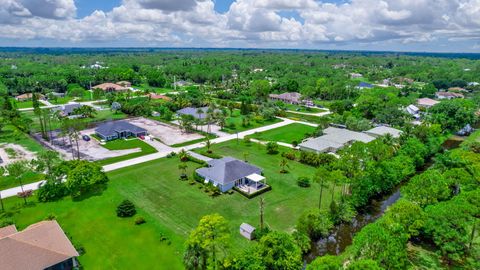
[0,220,79,270]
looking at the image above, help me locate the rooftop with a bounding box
[196,157,262,185]
[92,83,128,91]
[417,98,439,107]
[0,220,78,270]
[365,126,403,138]
[299,127,375,152]
[95,120,147,137]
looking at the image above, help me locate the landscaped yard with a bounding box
[50,97,73,105]
[222,109,282,134]
[285,111,329,124]
[0,125,44,153]
[0,171,44,190]
[283,103,325,113]
[96,138,157,166]
[246,123,316,144]
[0,139,337,269]
[133,84,175,93]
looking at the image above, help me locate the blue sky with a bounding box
[1,0,479,52]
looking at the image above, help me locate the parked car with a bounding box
[82,135,91,141]
[139,135,145,140]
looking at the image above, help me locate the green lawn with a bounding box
[133,84,175,93]
[0,139,337,269]
[246,123,316,144]
[13,100,34,109]
[50,97,73,105]
[0,125,44,153]
[284,103,324,113]
[96,138,158,166]
[222,110,282,134]
[0,171,44,190]
[285,111,329,124]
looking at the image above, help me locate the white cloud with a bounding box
[0,0,479,51]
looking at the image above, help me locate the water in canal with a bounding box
[305,136,464,261]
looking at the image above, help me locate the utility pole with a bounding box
[260,197,265,230]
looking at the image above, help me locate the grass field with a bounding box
[0,139,336,269]
[0,171,44,190]
[285,111,329,124]
[133,84,175,93]
[13,100,34,109]
[222,110,282,134]
[246,123,316,144]
[50,97,73,105]
[96,138,158,166]
[284,103,324,113]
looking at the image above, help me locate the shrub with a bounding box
[116,200,136,217]
[37,180,68,202]
[291,140,299,147]
[135,217,146,225]
[17,190,33,198]
[243,137,252,144]
[266,142,279,154]
[282,151,297,161]
[297,177,311,188]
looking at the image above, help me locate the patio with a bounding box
[235,173,269,195]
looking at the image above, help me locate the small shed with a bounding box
[240,223,255,240]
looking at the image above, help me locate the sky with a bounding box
[0,0,479,52]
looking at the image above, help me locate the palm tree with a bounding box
[315,167,330,210]
[279,158,289,173]
[196,108,204,130]
[243,152,249,162]
[178,163,188,179]
[183,243,207,270]
[178,149,189,162]
[6,161,30,204]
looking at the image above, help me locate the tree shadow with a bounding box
[71,183,108,202]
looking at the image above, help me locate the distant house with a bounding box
[15,93,45,102]
[195,157,267,194]
[299,127,375,153]
[435,91,464,100]
[148,93,172,101]
[417,98,439,108]
[92,83,128,92]
[240,223,256,240]
[350,73,363,79]
[0,220,79,270]
[95,121,147,141]
[457,124,474,136]
[176,107,221,120]
[406,104,420,119]
[116,81,132,88]
[173,80,189,88]
[269,92,302,105]
[365,126,403,139]
[468,82,479,87]
[52,103,82,117]
[356,82,373,89]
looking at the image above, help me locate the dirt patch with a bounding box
[0,143,37,165]
[128,117,204,145]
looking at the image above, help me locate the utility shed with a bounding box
[240,223,256,240]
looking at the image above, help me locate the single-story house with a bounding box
[176,107,221,120]
[148,93,172,101]
[116,81,132,88]
[173,80,189,88]
[417,98,439,108]
[196,157,267,193]
[92,83,128,92]
[269,92,302,104]
[406,104,420,119]
[350,73,363,79]
[365,126,403,138]
[299,127,375,153]
[356,82,374,89]
[0,220,79,270]
[435,91,464,100]
[52,103,82,117]
[468,82,479,87]
[15,93,45,102]
[240,223,256,240]
[95,121,148,141]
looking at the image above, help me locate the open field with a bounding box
[0,139,337,269]
[285,111,329,124]
[50,97,73,104]
[246,123,316,144]
[13,100,34,109]
[222,110,282,134]
[0,125,44,153]
[284,103,324,113]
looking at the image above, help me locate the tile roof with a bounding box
[0,220,78,270]
[196,157,262,186]
[417,98,439,107]
[92,83,128,91]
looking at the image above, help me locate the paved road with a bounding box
[18,99,107,112]
[0,117,310,197]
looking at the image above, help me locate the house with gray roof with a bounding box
[95,121,147,141]
[51,103,82,117]
[365,126,403,138]
[299,127,375,153]
[196,157,267,194]
[176,107,221,120]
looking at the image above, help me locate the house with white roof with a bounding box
[365,126,403,138]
